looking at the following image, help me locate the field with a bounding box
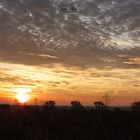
[0,105,140,140]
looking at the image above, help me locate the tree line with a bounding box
[0,101,140,139]
[42,100,140,111]
[1,100,140,111]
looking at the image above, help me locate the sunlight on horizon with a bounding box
[14,88,31,103]
[0,62,139,106]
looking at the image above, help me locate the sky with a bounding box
[0,0,140,106]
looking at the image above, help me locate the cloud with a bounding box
[123,57,140,65]
[18,52,58,59]
[133,85,140,87]
[0,0,139,69]
[0,69,40,89]
[0,61,139,105]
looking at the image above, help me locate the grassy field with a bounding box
[0,105,140,140]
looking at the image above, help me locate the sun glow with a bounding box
[15,88,31,103]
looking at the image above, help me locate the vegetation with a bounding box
[131,101,140,111]
[0,101,140,140]
[94,101,108,110]
[44,101,56,111]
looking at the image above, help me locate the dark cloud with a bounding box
[0,70,40,87]
[0,0,139,69]
[133,85,139,87]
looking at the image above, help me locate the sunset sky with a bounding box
[0,0,140,106]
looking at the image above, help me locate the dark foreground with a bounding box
[0,106,140,140]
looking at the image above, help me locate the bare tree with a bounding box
[102,94,111,106]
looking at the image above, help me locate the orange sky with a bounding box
[0,0,140,106]
[0,62,139,106]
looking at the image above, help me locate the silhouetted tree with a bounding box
[70,101,85,111]
[71,101,82,107]
[44,100,56,111]
[131,101,140,111]
[94,101,108,110]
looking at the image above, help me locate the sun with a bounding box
[15,88,31,103]
[16,93,29,103]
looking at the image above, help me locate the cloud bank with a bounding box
[0,0,139,69]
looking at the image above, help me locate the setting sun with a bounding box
[15,88,31,103]
[16,93,29,103]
